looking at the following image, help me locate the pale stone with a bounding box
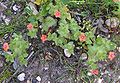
[17,73,25,81]
[36,76,41,82]
[64,49,71,57]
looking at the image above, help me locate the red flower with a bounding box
[3,42,9,51]
[54,10,61,18]
[108,52,115,61]
[27,23,33,30]
[90,69,99,75]
[41,35,47,43]
[79,33,86,42]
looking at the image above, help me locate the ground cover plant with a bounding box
[0,0,120,83]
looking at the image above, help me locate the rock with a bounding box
[27,80,31,83]
[87,72,92,76]
[44,66,49,70]
[36,76,41,82]
[64,49,71,57]
[13,4,19,11]
[17,73,25,81]
[81,53,87,61]
[97,78,103,83]
[28,2,38,15]
[105,17,119,28]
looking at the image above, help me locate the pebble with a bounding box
[48,81,50,83]
[27,80,31,83]
[97,78,103,83]
[44,67,49,70]
[105,17,119,28]
[17,73,25,81]
[117,47,120,52]
[107,35,110,38]
[36,76,41,82]
[28,2,38,15]
[87,72,92,76]
[64,49,71,57]
[81,53,87,60]
[13,4,19,11]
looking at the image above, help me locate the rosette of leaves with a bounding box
[5,34,28,65]
[87,36,116,69]
[42,16,57,32]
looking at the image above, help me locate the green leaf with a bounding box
[42,17,56,31]
[27,28,37,38]
[5,34,29,65]
[90,63,98,69]
[58,20,69,38]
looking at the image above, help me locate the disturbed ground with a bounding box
[0,0,120,83]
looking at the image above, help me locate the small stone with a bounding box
[105,17,119,28]
[28,2,38,15]
[97,78,103,83]
[81,53,87,60]
[76,47,80,50]
[27,80,31,83]
[117,47,120,52]
[13,5,18,11]
[36,76,41,82]
[108,35,110,38]
[48,81,50,83]
[17,73,25,81]
[44,67,49,70]
[87,72,92,76]
[39,25,42,29]
[64,49,71,57]
[29,43,32,46]
[119,76,120,79]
